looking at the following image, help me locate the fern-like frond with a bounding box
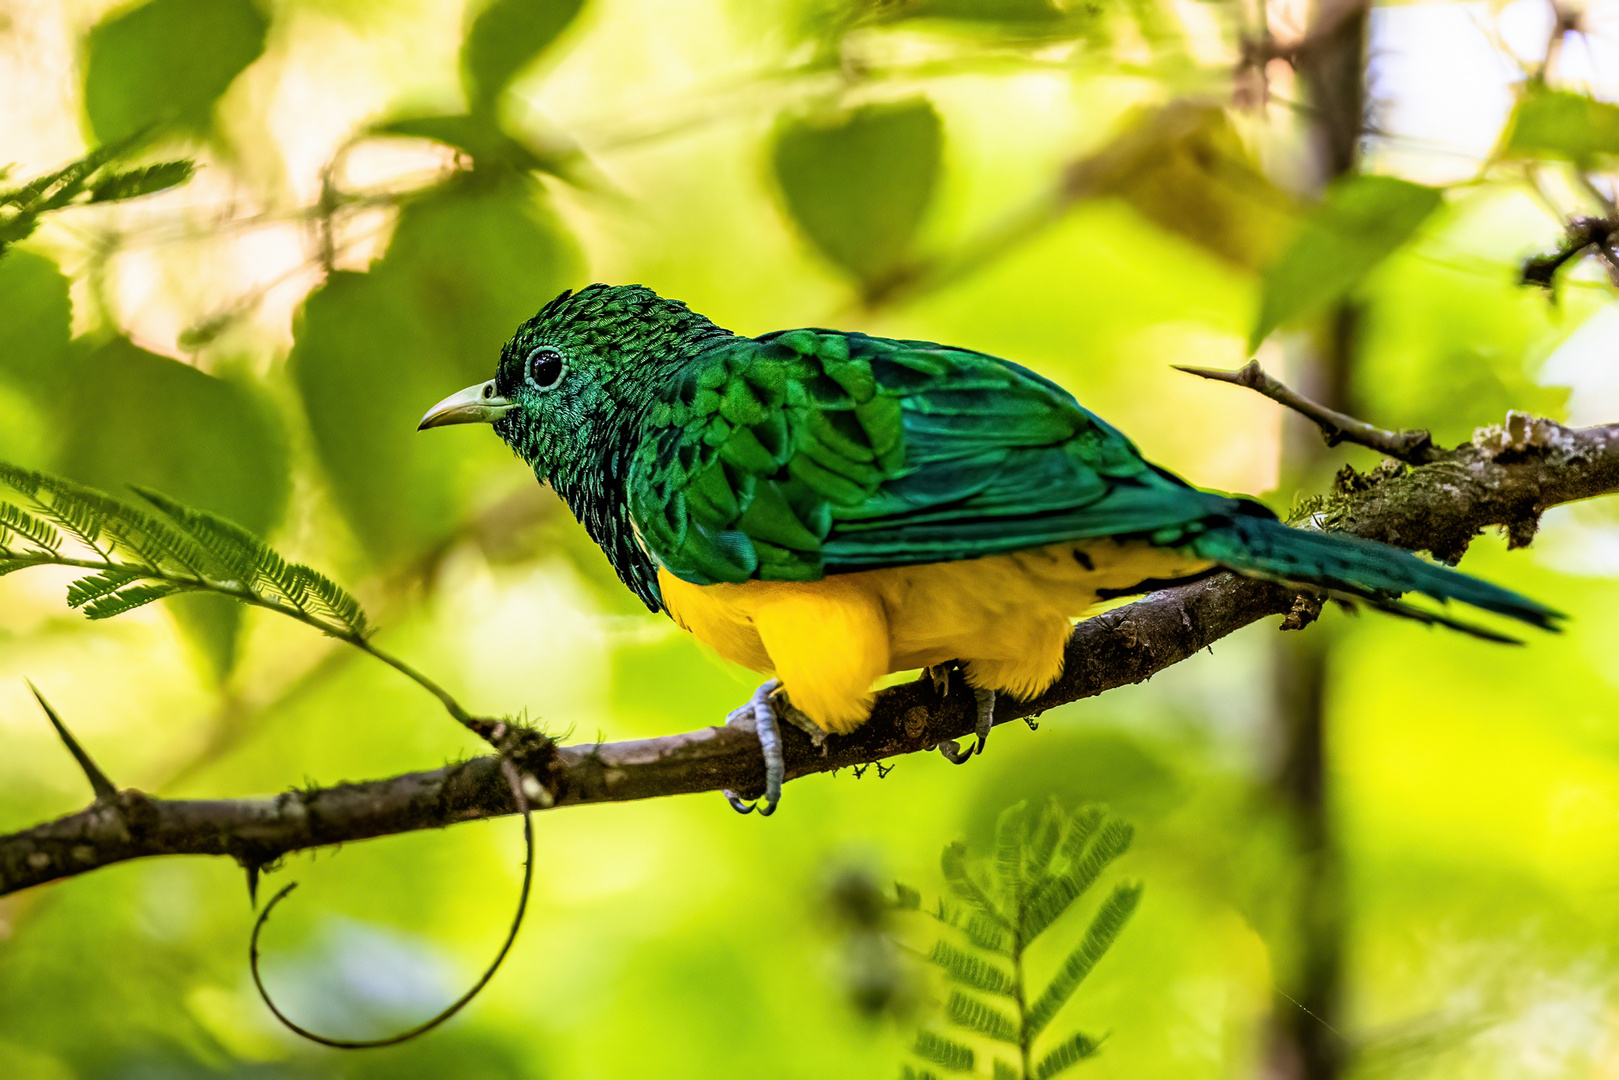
[66,568,147,608]
[1022,818,1134,943]
[135,487,262,579]
[994,801,1029,901]
[0,502,61,551]
[945,989,1019,1044]
[942,841,1008,926]
[0,465,115,552]
[1025,882,1142,1038]
[912,1030,975,1073]
[963,912,1010,955]
[0,558,35,577]
[1033,1033,1101,1079]
[1058,805,1106,866]
[83,582,193,620]
[1024,798,1063,884]
[894,882,922,910]
[927,939,1014,996]
[292,565,369,637]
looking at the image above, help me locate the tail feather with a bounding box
[1189,515,1564,632]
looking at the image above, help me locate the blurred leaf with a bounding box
[1249,175,1442,351]
[1034,1032,1101,1079]
[1069,102,1296,272]
[87,161,196,203]
[893,0,1062,22]
[912,1029,975,1071]
[773,99,941,293]
[374,114,549,174]
[1503,86,1619,166]
[944,989,1018,1043]
[461,0,587,117]
[0,250,72,391]
[1025,881,1141,1037]
[83,0,269,143]
[54,338,288,678]
[290,178,577,563]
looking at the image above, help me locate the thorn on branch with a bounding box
[1175,360,1437,464]
[28,681,118,801]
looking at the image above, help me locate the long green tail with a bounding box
[1189,514,1564,635]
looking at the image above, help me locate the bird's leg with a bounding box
[722,680,827,816]
[937,685,996,765]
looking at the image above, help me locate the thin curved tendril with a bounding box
[248,759,534,1049]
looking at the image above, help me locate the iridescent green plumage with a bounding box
[484,283,1557,633]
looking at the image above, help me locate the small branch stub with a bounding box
[1176,360,1437,464]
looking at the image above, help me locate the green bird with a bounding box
[420,284,1561,814]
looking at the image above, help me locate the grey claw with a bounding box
[939,686,996,766]
[722,680,784,816]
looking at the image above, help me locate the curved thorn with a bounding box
[248,758,534,1048]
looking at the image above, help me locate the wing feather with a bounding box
[627,330,1255,586]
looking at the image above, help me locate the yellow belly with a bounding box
[657,540,1211,734]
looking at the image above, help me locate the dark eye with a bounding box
[526,347,564,390]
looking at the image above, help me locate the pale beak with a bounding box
[417,381,513,430]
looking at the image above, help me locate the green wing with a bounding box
[626,328,1259,588]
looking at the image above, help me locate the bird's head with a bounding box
[417,283,730,485]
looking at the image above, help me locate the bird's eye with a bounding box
[526,347,565,390]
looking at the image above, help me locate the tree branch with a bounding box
[1176,360,1437,463]
[5,413,1619,897]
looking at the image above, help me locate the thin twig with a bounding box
[248,757,534,1048]
[1174,359,1438,463]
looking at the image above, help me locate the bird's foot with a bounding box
[722,680,825,816]
[937,686,996,765]
[924,663,953,698]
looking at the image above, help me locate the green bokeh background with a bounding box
[2,0,1617,1077]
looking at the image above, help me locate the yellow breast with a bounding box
[657,540,1211,734]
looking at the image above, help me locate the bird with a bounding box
[419,283,1561,815]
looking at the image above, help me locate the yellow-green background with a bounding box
[2,0,1617,1076]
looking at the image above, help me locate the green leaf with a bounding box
[66,568,147,609]
[927,939,1014,996]
[1504,87,1619,166]
[1022,818,1132,943]
[0,250,71,392]
[1026,882,1142,1038]
[894,882,923,910]
[992,1059,1020,1080]
[461,0,586,116]
[291,180,576,564]
[83,582,192,619]
[0,502,61,551]
[912,1030,975,1072]
[1024,797,1063,882]
[1033,1032,1101,1079]
[963,912,1010,955]
[88,161,195,203]
[54,338,288,678]
[942,840,1008,926]
[944,989,1018,1043]
[994,799,1029,900]
[83,0,269,143]
[1249,175,1443,351]
[772,99,941,292]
